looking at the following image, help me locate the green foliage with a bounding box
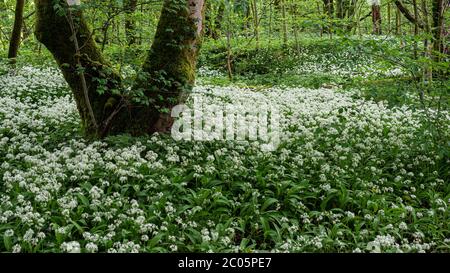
[0,0,449,254]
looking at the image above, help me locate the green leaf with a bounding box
[261,198,278,212]
[3,235,12,251]
[68,219,84,234]
[148,233,164,248]
[77,193,90,207]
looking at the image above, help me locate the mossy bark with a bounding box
[34,0,206,137]
[432,0,444,58]
[124,0,138,45]
[34,0,122,137]
[134,0,206,132]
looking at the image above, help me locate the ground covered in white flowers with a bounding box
[0,65,449,253]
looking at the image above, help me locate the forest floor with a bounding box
[0,36,449,253]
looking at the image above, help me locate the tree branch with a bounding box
[394,0,425,29]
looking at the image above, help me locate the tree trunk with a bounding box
[336,0,343,19]
[387,2,391,34]
[432,0,444,58]
[226,3,233,81]
[394,0,425,29]
[421,0,432,81]
[371,2,382,35]
[251,0,259,49]
[34,0,206,138]
[413,0,419,59]
[8,0,25,63]
[124,0,138,45]
[346,0,357,32]
[323,0,334,33]
[205,2,224,39]
[281,0,288,46]
[395,2,401,34]
[323,0,334,17]
[290,0,300,53]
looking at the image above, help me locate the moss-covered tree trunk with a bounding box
[323,0,334,33]
[34,0,206,138]
[336,0,343,19]
[133,0,206,133]
[7,0,25,62]
[432,0,445,59]
[124,0,138,45]
[205,1,225,40]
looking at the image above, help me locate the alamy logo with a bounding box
[171,95,281,151]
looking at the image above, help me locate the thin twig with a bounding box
[64,4,99,131]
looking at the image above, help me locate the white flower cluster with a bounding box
[0,66,448,253]
[61,241,81,253]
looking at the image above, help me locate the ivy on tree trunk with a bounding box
[34,0,206,138]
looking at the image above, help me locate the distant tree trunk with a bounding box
[387,1,391,33]
[394,0,425,29]
[213,2,225,39]
[323,0,334,33]
[395,2,401,34]
[281,0,288,46]
[205,1,224,39]
[251,0,259,49]
[413,0,419,59]
[290,0,300,53]
[226,4,233,81]
[323,0,334,17]
[421,0,432,81]
[346,0,357,32]
[269,0,273,43]
[8,0,25,63]
[34,0,206,138]
[432,0,445,59]
[124,0,138,45]
[336,0,343,19]
[243,1,251,34]
[370,0,382,35]
[317,1,324,36]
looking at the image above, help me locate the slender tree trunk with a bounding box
[124,0,138,45]
[413,0,419,59]
[34,0,206,137]
[269,0,273,44]
[432,0,444,59]
[387,2,391,33]
[213,2,225,39]
[421,0,432,81]
[346,0,357,32]
[336,0,343,19]
[323,0,334,33]
[317,2,323,37]
[323,0,334,17]
[251,0,259,49]
[243,2,251,34]
[281,0,288,46]
[226,3,233,81]
[290,0,300,53]
[8,0,25,63]
[395,3,401,35]
[205,1,224,39]
[394,0,424,29]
